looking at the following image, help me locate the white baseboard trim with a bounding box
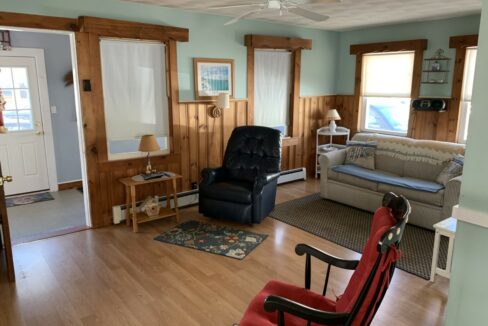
[112,189,199,224]
[452,205,488,229]
[278,168,307,185]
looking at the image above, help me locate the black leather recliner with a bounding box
[199,126,282,224]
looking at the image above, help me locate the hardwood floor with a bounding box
[0,179,448,325]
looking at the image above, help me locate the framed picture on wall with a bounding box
[193,58,234,100]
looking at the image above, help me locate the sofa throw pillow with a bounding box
[436,154,464,185]
[345,141,377,170]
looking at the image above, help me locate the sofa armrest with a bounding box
[319,149,346,170]
[443,175,462,217]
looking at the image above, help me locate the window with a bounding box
[458,47,477,143]
[100,39,170,160]
[360,51,415,135]
[254,50,292,136]
[0,67,34,131]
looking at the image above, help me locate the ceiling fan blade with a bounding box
[299,0,342,4]
[288,6,330,21]
[209,3,263,10]
[224,9,262,25]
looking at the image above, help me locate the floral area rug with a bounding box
[154,220,268,260]
[6,192,54,208]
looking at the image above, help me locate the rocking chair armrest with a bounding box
[295,244,359,270]
[264,295,349,325]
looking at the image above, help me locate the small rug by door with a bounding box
[154,220,268,260]
[6,192,55,208]
[270,193,448,280]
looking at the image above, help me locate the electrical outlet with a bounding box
[50,105,57,114]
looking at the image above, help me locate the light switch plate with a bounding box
[50,105,57,114]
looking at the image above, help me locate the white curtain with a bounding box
[361,51,415,97]
[100,38,169,159]
[458,47,478,143]
[254,50,292,134]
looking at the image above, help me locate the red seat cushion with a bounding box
[240,280,337,326]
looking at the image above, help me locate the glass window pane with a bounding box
[12,67,29,88]
[363,97,410,134]
[15,89,31,110]
[3,110,19,131]
[17,110,34,131]
[0,67,13,88]
[2,89,16,110]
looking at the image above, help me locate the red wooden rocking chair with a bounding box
[240,192,411,326]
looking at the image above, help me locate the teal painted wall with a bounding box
[336,15,481,97]
[446,1,488,324]
[0,0,339,100]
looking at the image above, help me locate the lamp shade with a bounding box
[138,134,160,152]
[326,109,341,121]
[217,93,230,109]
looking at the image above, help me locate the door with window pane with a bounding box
[0,56,49,195]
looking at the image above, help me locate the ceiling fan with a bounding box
[209,0,341,26]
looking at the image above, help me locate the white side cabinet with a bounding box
[315,126,350,178]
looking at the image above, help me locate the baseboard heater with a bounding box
[112,189,199,224]
[277,167,307,185]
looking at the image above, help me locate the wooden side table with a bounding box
[119,173,182,232]
[430,217,457,282]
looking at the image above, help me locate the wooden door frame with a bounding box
[245,34,312,140]
[0,48,59,194]
[0,12,189,227]
[444,35,479,142]
[350,39,428,137]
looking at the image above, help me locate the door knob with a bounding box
[0,176,12,186]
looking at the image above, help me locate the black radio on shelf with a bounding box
[412,98,447,112]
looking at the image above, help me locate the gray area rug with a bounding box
[270,193,448,280]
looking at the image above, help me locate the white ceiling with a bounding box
[123,0,482,31]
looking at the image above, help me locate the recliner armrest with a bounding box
[253,172,280,193]
[200,167,227,186]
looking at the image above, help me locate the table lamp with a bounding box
[326,109,341,133]
[210,92,230,118]
[138,134,160,175]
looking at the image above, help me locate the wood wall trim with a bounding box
[290,49,302,138]
[449,35,479,49]
[0,11,77,31]
[244,34,312,50]
[246,46,255,125]
[350,39,428,55]
[350,39,426,138]
[441,34,479,142]
[407,48,425,138]
[78,16,189,42]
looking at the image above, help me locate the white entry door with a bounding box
[0,53,52,196]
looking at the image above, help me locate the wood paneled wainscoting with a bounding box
[96,96,334,227]
[335,95,462,142]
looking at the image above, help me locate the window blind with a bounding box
[361,51,415,97]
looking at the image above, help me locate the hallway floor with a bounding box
[7,189,87,244]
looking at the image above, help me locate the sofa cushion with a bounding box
[377,183,445,207]
[328,168,378,191]
[375,153,405,176]
[404,160,447,182]
[332,165,444,193]
[199,181,253,204]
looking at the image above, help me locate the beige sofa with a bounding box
[319,133,465,230]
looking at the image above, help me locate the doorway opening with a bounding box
[0,27,91,244]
